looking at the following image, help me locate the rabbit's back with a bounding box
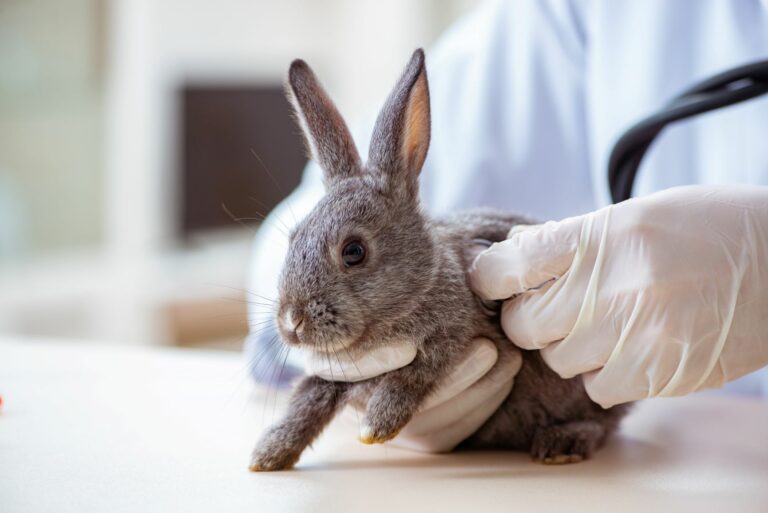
[430,208,533,250]
[431,208,630,453]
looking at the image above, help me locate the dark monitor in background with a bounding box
[178,85,307,240]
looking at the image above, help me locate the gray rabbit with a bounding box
[250,49,629,471]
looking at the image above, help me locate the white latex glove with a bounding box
[469,185,768,408]
[304,338,522,453]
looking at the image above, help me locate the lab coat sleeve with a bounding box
[419,0,596,221]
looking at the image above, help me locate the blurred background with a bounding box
[0,0,475,350]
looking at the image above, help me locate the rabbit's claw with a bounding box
[358,422,402,445]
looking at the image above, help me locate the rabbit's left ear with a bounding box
[368,49,430,200]
[287,59,361,186]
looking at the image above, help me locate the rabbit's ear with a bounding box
[368,49,430,199]
[287,60,361,185]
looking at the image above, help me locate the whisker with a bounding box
[250,148,298,224]
[248,337,278,371]
[272,346,293,423]
[259,338,285,426]
[247,311,277,322]
[245,198,294,236]
[246,319,278,329]
[323,340,335,384]
[249,335,282,385]
[221,201,290,238]
[205,305,275,318]
[220,298,277,309]
[248,318,277,328]
[247,310,278,318]
[248,311,276,321]
[332,345,350,383]
[247,196,293,234]
[247,313,279,322]
[201,311,255,321]
[248,327,279,340]
[341,344,365,382]
[333,345,361,430]
[211,285,279,305]
[245,291,279,303]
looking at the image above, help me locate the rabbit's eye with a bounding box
[341,240,366,267]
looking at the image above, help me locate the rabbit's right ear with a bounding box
[367,49,430,201]
[287,60,361,185]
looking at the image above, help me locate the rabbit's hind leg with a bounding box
[530,420,607,464]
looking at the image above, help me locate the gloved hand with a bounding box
[469,185,768,408]
[304,338,522,453]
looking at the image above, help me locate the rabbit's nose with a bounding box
[282,305,305,334]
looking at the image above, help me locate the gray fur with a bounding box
[287,59,362,185]
[368,48,430,200]
[250,49,629,472]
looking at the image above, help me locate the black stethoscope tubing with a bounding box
[608,59,768,204]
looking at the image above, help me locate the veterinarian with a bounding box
[247,0,768,451]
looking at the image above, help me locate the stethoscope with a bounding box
[608,59,768,203]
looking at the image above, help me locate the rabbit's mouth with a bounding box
[276,314,368,354]
[306,321,370,355]
[313,337,356,354]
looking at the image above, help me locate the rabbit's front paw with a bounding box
[358,409,410,445]
[358,422,402,445]
[249,440,301,472]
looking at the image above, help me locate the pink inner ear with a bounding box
[400,70,430,173]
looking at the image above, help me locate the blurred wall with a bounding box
[0,0,476,346]
[0,0,105,258]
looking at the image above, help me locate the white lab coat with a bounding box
[247,0,768,395]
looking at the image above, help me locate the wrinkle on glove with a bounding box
[470,185,768,408]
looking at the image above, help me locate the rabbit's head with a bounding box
[276,49,435,354]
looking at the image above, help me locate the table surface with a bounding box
[1,337,767,513]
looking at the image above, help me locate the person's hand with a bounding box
[469,185,768,408]
[304,338,522,453]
